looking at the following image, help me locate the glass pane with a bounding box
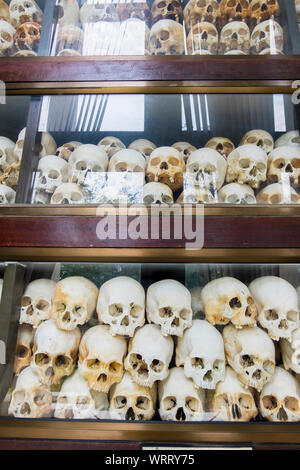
[1,261,300,422]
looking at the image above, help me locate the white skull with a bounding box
[108,149,146,174]
[80,1,118,23]
[56,24,83,56]
[20,278,56,328]
[143,182,174,204]
[31,319,81,385]
[250,19,283,54]
[205,137,235,159]
[125,324,173,388]
[56,141,83,162]
[280,328,300,374]
[249,276,300,342]
[176,319,225,390]
[8,366,52,418]
[0,184,16,204]
[240,129,274,154]
[183,0,221,34]
[158,367,205,421]
[146,146,185,191]
[98,136,126,159]
[68,144,108,185]
[256,183,299,204]
[223,324,275,391]
[275,131,300,152]
[58,0,80,26]
[224,49,246,55]
[109,371,157,421]
[259,367,300,422]
[129,139,157,161]
[78,324,127,393]
[218,183,256,204]
[201,277,258,328]
[9,0,43,28]
[172,142,197,164]
[37,155,68,194]
[14,324,34,376]
[55,369,109,419]
[177,187,216,204]
[39,132,57,158]
[150,19,185,55]
[211,366,258,422]
[51,276,98,331]
[219,21,250,54]
[0,137,17,176]
[0,20,15,56]
[187,22,219,54]
[97,276,145,337]
[186,148,227,190]
[34,190,51,205]
[50,182,85,204]
[146,279,193,337]
[226,144,268,189]
[267,146,300,188]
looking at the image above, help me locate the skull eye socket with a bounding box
[163,396,176,410]
[21,296,32,307]
[150,157,161,167]
[150,358,164,372]
[109,304,123,317]
[185,396,199,412]
[55,302,66,313]
[48,170,60,180]
[130,305,142,318]
[213,359,222,370]
[55,355,72,369]
[291,158,300,169]
[16,345,29,358]
[115,395,127,408]
[191,357,204,368]
[33,391,48,406]
[287,310,299,322]
[86,358,101,369]
[273,158,286,169]
[179,308,191,320]
[35,353,50,366]
[264,308,278,321]
[143,195,155,204]
[115,162,128,172]
[133,165,144,173]
[229,297,242,309]
[284,396,299,412]
[262,394,278,410]
[227,0,236,7]
[109,361,122,374]
[238,28,248,35]
[70,192,82,202]
[239,158,250,169]
[216,393,229,407]
[159,306,173,318]
[72,305,84,316]
[159,30,169,41]
[157,1,166,8]
[223,29,232,37]
[263,360,274,374]
[136,396,150,410]
[238,394,253,409]
[75,161,87,171]
[240,354,255,368]
[35,299,49,311]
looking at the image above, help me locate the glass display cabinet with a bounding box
[0,0,300,451]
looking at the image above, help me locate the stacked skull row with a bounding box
[8,274,300,422]
[0,0,43,57]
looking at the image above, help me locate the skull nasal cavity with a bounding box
[160,161,169,170]
[261,3,268,11]
[126,407,135,421]
[176,407,186,421]
[202,31,208,40]
[285,164,293,173]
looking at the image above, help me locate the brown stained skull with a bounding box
[184,0,221,34]
[250,0,280,29]
[187,21,218,54]
[205,137,235,158]
[151,0,183,26]
[219,0,251,29]
[117,2,151,25]
[14,21,41,52]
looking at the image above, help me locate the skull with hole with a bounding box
[205,137,235,159]
[259,367,300,422]
[219,0,251,29]
[117,2,151,25]
[250,0,280,28]
[201,277,258,327]
[78,324,127,393]
[171,142,197,164]
[143,182,174,204]
[20,278,56,328]
[55,369,109,419]
[250,19,283,54]
[190,286,205,320]
[9,0,43,28]
[51,276,98,331]
[146,279,193,337]
[176,320,225,391]
[98,136,125,159]
[8,366,52,418]
[249,276,300,342]
[150,19,184,55]
[186,148,227,191]
[146,146,185,191]
[256,183,299,204]
[39,132,57,158]
[176,187,216,204]
[219,21,250,55]
[275,131,300,152]
[14,21,41,52]
[14,324,34,376]
[240,129,274,155]
[0,137,17,177]
[211,366,258,422]
[50,182,85,204]
[37,155,68,194]
[280,328,300,374]
[79,1,118,23]
[58,0,80,26]
[159,367,205,422]
[0,0,9,22]
[125,324,173,388]
[129,139,157,162]
[56,24,83,56]
[0,20,16,56]
[109,371,157,421]
[69,144,108,186]
[187,22,218,54]
[218,183,256,204]
[56,141,82,162]
[0,184,16,204]
[31,319,81,386]
[184,0,220,35]
[97,276,145,337]
[226,144,268,189]
[267,146,300,188]
[223,324,275,391]
[151,0,183,25]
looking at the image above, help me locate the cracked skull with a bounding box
[20,278,56,328]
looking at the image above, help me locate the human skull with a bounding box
[256,183,299,204]
[98,136,125,159]
[187,22,218,54]
[275,131,300,152]
[68,144,108,186]
[218,183,256,204]
[8,366,52,418]
[146,279,193,337]
[280,328,300,374]
[108,149,146,175]
[151,0,183,25]
[186,148,227,191]
[226,144,268,189]
[51,276,98,331]
[146,146,185,191]
[219,0,251,29]
[33,190,51,205]
[205,137,235,159]
[267,146,300,188]
[0,162,20,190]
[250,20,283,54]
[14,324,34,376]
[250,0,280,27]
[172,142,197,164]
[78,324,127,393]
[129,139,157,161]
[240,129,274,155]
[79,1,118,23]
[219,21,250,54]
[177,186,216,203]
[201,277,258,327]
[259,367,300,422]
[55,369,109,419]
[0,137,17,176]
[58,0,80,26]
[223,324,275,391]
[150,19,184,55]
[0,184,16,204]
[183,0,220,34]
[50,182,85,204]
[159,367,205,421]
[125,324,173,388]
[31,319,81,385]
[37,155,68,194]
[143,182,174,204]
[176,320,225,390]
[56,24,83,55]
[211,366,258,422]
[117,2,151,24]
[0,0,9,21]
[109,371,157,421]
[249,276,300,342]
[9,0,43,28]
[0,20,15,56]
[56,141,82,162]
[39,132,57,158]
[14,22,41,52]
[20,278,56,328]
